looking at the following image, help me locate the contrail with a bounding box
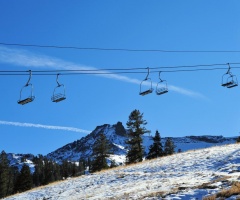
[0,46,206,98]
[0,120,91,134]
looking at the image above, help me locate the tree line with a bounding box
[0,151,88,198]
[0,109,175,198]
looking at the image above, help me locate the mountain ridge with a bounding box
[46,121,237,164]
[4,122,237,169]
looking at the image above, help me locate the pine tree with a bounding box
[32,155,45,187]
[15,164,33,193]
[91,133,111,172]
[78,158,85,175]
[237,135,240,143]
[146,130,164,159]
[61,160,71,178]
[125,109,150,164]
[43,158,55,184]
[164,137,175,155]
[0,151,11,198]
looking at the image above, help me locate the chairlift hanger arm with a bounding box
[25,70,32,86]
[144,67,150,80]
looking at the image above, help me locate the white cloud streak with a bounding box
[0,46,206,98]
[0,120,91,134]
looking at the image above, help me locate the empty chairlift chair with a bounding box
[221,63,238,88]
[17,70,35,105]
[156,72,168,95]
[139,67,153,96]
[51,74,66,103]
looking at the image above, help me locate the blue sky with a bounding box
[0,1,240,155]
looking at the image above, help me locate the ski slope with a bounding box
[5,143,240,200]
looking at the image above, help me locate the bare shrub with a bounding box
[216,182,240,198]
[202,195,216,200]
[203,182,240,199]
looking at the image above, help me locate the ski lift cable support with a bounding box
[139,67,153,96]
[221,63,238,88]
[51,73,66,103]
[17,70,35,105]
[156,71,168,95]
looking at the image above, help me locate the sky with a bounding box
[0,0,240,155]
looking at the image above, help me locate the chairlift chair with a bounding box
[156,72,168,95]
[17,70,35,105]
[222,75,238,88]
[221,64,238,88]
[139,68,153,96]
[51,74,66,103]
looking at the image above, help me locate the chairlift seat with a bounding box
[227,82,238,88]
[156,88,168,95]
[222,80,238,88]
[51,93,66,103]
[18,96,35,105]
[139,89,153,96]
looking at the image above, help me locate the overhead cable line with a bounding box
[1,67,240,76]
[0,63,240,76]
[1,42,240,53]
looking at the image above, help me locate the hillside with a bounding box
[5,143,240,200]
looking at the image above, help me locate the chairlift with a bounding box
[139,67,153,96]
[156,72,168,95]
[51,74,66,103]
[221,63,238,88]
[17,70,35,105]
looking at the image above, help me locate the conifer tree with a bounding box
[0,151,11,198]
[32,155,45,186]
[125,109,150,164]
[164,137,175,155]
[15,164,33,193]
[91,133,111,172]
[78,158,85,175]
[43,158,55,184]
[146,130,164,159]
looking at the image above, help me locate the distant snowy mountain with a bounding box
[6,153,35,173]
[6,122,237,169]
[47,121,237,164]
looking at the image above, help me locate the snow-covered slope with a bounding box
[47,121,237,164]
[5,143,240,200]
[7,153,35,173]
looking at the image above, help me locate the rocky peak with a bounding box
[113,122,126,136]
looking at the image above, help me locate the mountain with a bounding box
[47,122,128,164]
[6,143,240,200]
[6,153,35,173]
[47,121,237,164]
[5,122,237,169]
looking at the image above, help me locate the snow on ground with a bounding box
[5,144,240,200]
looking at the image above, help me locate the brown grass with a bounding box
[203,181,240,200]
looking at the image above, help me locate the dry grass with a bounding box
[203,181,240,200]
[217,182,240,198]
